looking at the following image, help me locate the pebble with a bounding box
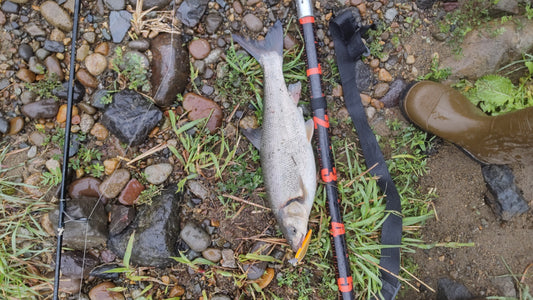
[0,11,4,25]
[36,48,50,60]
[18,43,33,61]
[68,177,102,198]
[205,12,223,34]
[50,29,66,42]
[85,53,108,76]
[233,1,243,14]
[187,180,210,201]
[221,249,237,268]
[109,10,132,43]
[150,33,189,107]
[89,282,125,300]
[189,38,211,60]
[180,222,211,252]
[283,33,297,50]
[1,1,19,14]
[28,57,45,75]
[43,40,65,53]
[8,116,24,135]
[23,173,46,197]
[27,146,37,158]
[384,8,398,22]
[59,277,82,294]
[182,93,223,133]
[90,122,109,141]
[16,68,36,83]
[104,0,125,10]
[76,68,99,88]
[243,14,263,32]
[25,23,46,37]
[118,178,145,205]
[103,158,119,175]
[83,31,96,44]
[56,104,79,123]
[144,163,173,185]
[378,68,393,82]
[53,81,86,104]
[406,55,415,65]
[203,48,223,65]
[78,103,97,115]
[45,158,61,172]
[366,106,376,120]
[0,117,9,134]
[202,248,222,262]
[76,44,91,62]
[44,55,64,81]
[212,295,231,300]
[128,39,150,51]
[373,82,390,98]
[22,99,59,119]
[169,285,185,298]
[29,131,46,146]
[79,114,95,134]
[99,168,131,198]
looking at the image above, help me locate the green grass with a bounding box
[0,144,52,299]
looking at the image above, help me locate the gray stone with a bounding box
[89,264,121,280]
[52,81,85,104]
[187,180,210,201]
[0,117,9,134]
[384,8,398,22]
[211,295,231,300]
[242,242,269,280]
[128,39,150,51]
[99,168,131,199]
[108,187,182,267]
[109,204,135,235]
[380,79,407,108]
[28,57,45,74]
[491,276,517,298]
[491,0,519,16]
[482,164,529,221]
[176,0,209,28]
[144,163,173,185]
[104,0,125,10]
[59,250,99,278]
[205,12,223,34]
[101,90,162,146]
[202,248,222,262]
[109,10,132,43]
[1,1,19,14]
[35,48,50,60]
[18,44,33,62]
[83,32,96,43]
[180,222,211,252]
[49,197,108,250]
[79,114,95,134]
[243,14,263,32]
[221,249,237,268]
[44,40,65,53]
[133,0,171,10]
[21,99,59,119]
[437,278,472,300]
[25,23,46,37]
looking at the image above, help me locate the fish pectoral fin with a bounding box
[241,127,262,150]
[305,119,314,143]
[288,82,302,105]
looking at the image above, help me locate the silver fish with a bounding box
[233,21,317,252]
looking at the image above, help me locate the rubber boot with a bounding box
[401,81,533,165]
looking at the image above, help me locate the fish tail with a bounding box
[232,20,283,65]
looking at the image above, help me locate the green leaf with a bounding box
[124,231,135,268]
[465,74,518,114]
[526,61,533,75]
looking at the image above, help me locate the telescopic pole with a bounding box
[53,0,82,298]
[294,1,355,299]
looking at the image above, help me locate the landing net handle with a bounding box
[295,1,355,299]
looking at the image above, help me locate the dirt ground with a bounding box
[402,141,533,299]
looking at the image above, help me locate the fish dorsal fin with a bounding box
[305,119,314,143]
[288,82,302,105]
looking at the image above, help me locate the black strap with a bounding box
[330,10,402,300]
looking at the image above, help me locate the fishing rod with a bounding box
[53,0,82,297]
[294,1,355,299]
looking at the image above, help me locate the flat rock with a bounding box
[41,1,73,32]
[118,178,145,205]
[49,197,108,250]
[138,0,171,10]
[101,90,162,146]
[108,187,182,267]
[150,33,189,107]
[109,204,135,235]
[437,278,472,300]
[182,93,223,133]
[21,99,59,119]
[59,250,98,278]
[176,0,209,27]
[482,164,529,221]
[109,10,131,43]
[380,79,407,108]
[144,163,173,185]
[68,177,102,199]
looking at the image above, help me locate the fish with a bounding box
[232,21,317,255]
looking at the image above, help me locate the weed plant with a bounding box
[0,144,51,298]
[25,72,62,101]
